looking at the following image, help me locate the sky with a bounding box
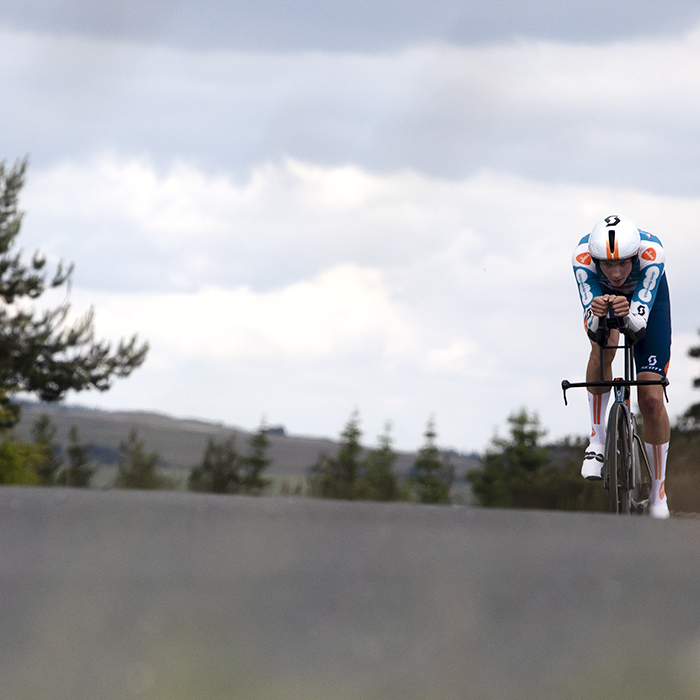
[2,0,700,453]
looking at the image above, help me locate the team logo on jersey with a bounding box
[648,355,658,366]
[641,248,657,261]
[576,252,592,265]
[576,269,593,305]
[638,267,659,303]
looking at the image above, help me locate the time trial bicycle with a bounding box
[561,314,669,515]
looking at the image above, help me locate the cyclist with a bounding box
[573,215,671,519]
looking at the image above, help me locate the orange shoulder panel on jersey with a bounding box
[576,252,592,265]
[642,248,657,262]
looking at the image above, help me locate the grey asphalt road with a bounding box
[2,487,700,700]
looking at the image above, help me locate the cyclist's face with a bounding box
[598,258,633,287]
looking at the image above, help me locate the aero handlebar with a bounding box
[561,311,669,406]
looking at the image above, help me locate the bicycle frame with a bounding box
[561,317,669,515]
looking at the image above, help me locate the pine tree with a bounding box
[188,436,240,494]
[308,410,364,499]
[114,428,169,490]
[240,424,272,495]
[31,413,63,485]
[410,416,453,504]
[56,425,96,487]
[363,422,401,501]
[680,333,700,430]
[335,410,363,494]
[467,409,608,511]
[0,158,148,428]
[467,409,551,508]
[690,332,700,387]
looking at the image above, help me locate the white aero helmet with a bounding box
[588,215,641,261]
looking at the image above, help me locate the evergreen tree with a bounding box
[363,422,401,501]
[689,331,700,387]
[410,416,453,504]
[493,409,551,473]
[114,428,169,490]
[468,409,550,507]
[188,435,240,494]
[308,410,364,499]
[31,413,63,485]
[467,408,607,511]
[676,404,700,432]
[0,158,148,428]
[681,333,700,430]
[335,410,363,493]
[240,424,272,495]
[56,425,96,487]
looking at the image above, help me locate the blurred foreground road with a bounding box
[2,488,700,700]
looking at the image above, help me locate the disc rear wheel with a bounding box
[630,431,651,515]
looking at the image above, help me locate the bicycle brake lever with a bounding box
[561,380,570,406]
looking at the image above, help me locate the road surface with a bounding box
[2,487,700,699]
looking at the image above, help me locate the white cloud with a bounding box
[28,153,698,299]
[74,265,411,364]
[20,155,698,450]
[23,154,486,291]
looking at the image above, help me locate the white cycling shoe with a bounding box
[581,443,605,481]
[649,500,670,519]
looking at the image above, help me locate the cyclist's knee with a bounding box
[638,386,666,420]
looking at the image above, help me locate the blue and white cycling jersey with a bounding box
[572,229,665,334]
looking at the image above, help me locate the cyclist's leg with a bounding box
[634,274,671,518]
[586,328,619,388]
[637,378,670,444]
[581,329,618,479]
[637,377,670,517]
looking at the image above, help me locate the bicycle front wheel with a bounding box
[605,402,632,514]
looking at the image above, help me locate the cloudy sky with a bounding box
[2,0,700,453]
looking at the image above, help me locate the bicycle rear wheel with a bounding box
[630,433,651,515]
[604,402,632,514]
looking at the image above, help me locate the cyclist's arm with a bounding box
[629,233,665,320]
[572,241,605,341]
[623,233,665,343]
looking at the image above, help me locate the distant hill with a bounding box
[13,402,482,493]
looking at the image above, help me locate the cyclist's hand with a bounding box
[607,295,630,317]
[590,296,609,317]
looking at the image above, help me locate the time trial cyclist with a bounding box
[572,215,671,519]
